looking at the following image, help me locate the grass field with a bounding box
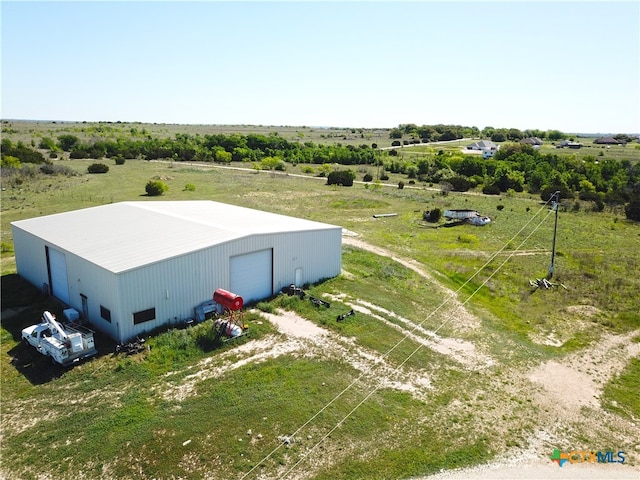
[1,123,639,480]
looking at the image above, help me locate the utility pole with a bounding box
[547,191,560,279]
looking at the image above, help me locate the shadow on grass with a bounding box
[1,273,119,385]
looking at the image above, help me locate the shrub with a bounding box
[380,173,389,181]
[301,166,315,174]
[39,137,57,150]
[497,204,505,211]
[398,181,405,189]
[1,155,21,168]
[423,208,442,223]
[482,183,501,195]
[146,180,168,196]
[363,173,373,182]
[40,164,76,176]
[625,196,640,221]
[87,163,109,174]
[327,170,356,187]
[457,234,478,244]
[114,155,126,165]
[183,183,196,191]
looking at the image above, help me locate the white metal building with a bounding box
[11,201,342,342]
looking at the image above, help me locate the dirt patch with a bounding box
[529,331,640,413]
[259,309,329,340]
[154,308,436,405]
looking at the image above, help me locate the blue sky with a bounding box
[2,1,638,133]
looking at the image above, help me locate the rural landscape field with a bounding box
[1,120,639,480]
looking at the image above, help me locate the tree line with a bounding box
[1,127,639,220]
[389,123,636,144]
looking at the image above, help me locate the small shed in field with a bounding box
[11,201,342,342]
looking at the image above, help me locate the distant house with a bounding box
[521,137,543,146]
[467,140,499,151]
[466,140,499,158]
[594,136,623,145]
[556,140,582,149]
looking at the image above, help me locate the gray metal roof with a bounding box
[12,201,340,273]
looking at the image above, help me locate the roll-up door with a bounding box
[47,247,70,304]
[230,249,272,303]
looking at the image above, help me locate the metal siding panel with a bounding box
[66,255,120,342]
[117,245,230,341]
[12,226,49,291]
[108,227,340,343]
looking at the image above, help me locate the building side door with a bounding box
[46,247,70,304]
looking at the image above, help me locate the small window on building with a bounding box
[100,305,112,323]
[133,308,155,325]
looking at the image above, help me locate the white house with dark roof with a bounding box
[466,140,499,158]
[466,140,499,151]
[11,201,342,342]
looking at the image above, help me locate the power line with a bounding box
[278,206,555,478]
[241,196,557,479]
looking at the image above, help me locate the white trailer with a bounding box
[22,311,97,366]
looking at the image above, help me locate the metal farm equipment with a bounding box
[212,288,247,340]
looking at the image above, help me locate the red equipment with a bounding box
[213,288,244,311]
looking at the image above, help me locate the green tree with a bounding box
[57,134,80,151]
[389,128,403,139]
[260,156,283,170]
[579,179,596,193]
[491,130,507,142]
[547,130,566,141]
[457,156,485,177]
[39,137,58,151]
[214,149,232,163]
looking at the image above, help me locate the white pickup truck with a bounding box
[22,311,97,366]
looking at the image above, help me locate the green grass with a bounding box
[2,126,640,479]
[602,357,640,420]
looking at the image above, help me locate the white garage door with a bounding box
[48,247,70,304]
[230,249,272,304]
